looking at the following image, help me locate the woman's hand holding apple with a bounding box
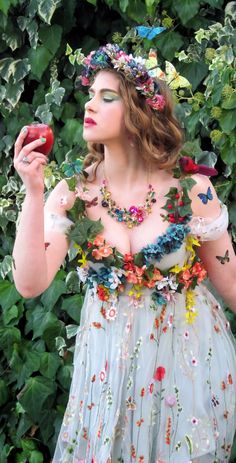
[14,124,54,195]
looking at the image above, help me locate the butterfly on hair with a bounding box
[197,186,213,205]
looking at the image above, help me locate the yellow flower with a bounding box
[78,253,88,267]
[185,289,198,324]
[185,236,200,261]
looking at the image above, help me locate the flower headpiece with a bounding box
[80,43,166,111]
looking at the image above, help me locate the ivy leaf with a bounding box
[68,217,103,245]
[221,93,236,110]
[39,24,62,55]
[62,294,84,323]
[39,352,61,379]
[18,376,56,422]
[37,0,61,24]
[179,177,197,191]
[41,279,67,309]
[0,280,21,311]
[219,110,236,133]
[174,0,200,25]
[28,46,53,80]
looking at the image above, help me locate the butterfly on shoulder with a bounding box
[216,250,230,265]
[85,196,98,208]
[197,186,213,205]
[135,25,166,40]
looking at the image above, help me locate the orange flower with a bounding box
[92,245,113,260]
[179,269,192,288]
[93,234,105,246]
[126,272,138,284]
[228,373,233,385]
[92,322,102,329]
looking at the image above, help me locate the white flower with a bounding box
[106,306,118,321]
[76,266,89,283]
[108,267,123,289]
[183,331,190,340]
[191,356,198,367]
[191,416,199,426]
[99,370,106,382]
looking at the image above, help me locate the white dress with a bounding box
[49,203,236,463]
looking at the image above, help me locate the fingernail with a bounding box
[40,137,46,143]
[21,126,28,133]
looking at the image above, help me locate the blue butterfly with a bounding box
[197,186,213,204]
[62,159,83,177]
[135,26,166,40]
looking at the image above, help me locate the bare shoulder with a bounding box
[45,179,76,214]
[188,174,221,219]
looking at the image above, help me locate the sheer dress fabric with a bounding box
[46,203,236,463]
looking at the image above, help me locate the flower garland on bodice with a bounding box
[60,159,208,325]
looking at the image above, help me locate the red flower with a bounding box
[228,373,233,385]
[92,322,102,329]
[153,366,166,381]
[179,156,218,176]
[140,387,145,397]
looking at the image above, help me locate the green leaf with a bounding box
[18,376,56,422]
[219,110,236,133]
[174,0,200,24]
[0,326,21,351]
[61,294,84,323]
[29,450,44,463]
[2,29,22,51]
[157,31,184,61]
[57,364,73,389]
[0,254,13,279]
[4,81,24,108]
[178,62,208,92]
[28,46,53,80]
[38,25,62,55]
[34,103,52,124]
[37,0,61,24]
[0,379,9,406]
[26,304,60,339]
[0,280,21,311]
[69,217,103,245]
[119,0,129,12]
[45,80,65,106]
[41,279,67,309]
[0,0,11,15]
[221,93,236,110]
[60,119,85,148]
[2,304,18,326]
[39,352,61,379]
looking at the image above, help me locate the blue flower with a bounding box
[142,224,190,262]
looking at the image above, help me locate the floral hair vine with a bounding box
[78,43,166,111]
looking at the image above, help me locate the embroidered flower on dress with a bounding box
[191,416,199,426]
[191,356,198,367]
[106,306,118,321]
[154,366,166,381]
[165,395,176,407]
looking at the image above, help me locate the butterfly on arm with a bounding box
[197,187,213,205]
[216,250,230,265]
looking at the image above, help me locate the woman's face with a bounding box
[83,71,126,144]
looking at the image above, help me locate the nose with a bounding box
[85,95,97,113]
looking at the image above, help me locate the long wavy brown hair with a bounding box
[83,69,183,173]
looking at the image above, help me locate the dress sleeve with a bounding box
[44,210,74,234]
[189,203,229,241]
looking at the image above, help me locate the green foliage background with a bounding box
[0,0,235,461]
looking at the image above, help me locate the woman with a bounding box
[13,44,236,463]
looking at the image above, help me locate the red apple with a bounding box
[22,123,54,156]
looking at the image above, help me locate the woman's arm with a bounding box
[12,128,75,298]
[188,174,236,313]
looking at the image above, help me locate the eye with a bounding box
[103,96,115,102]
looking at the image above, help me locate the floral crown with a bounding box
[80,43,166,111]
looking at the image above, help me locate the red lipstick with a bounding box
[84,117,97,126]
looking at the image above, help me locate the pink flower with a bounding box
[154,366,166,381]
[93,234,105,246]
[165,395,176,407]
[99,370,106,382]
[81,76,90,86]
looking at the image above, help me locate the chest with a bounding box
[84,183,174,255]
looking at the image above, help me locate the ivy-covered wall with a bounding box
[0,0,235,461]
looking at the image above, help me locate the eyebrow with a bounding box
[88,87,119,94]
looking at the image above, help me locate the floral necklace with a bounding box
[100,171,157,229]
